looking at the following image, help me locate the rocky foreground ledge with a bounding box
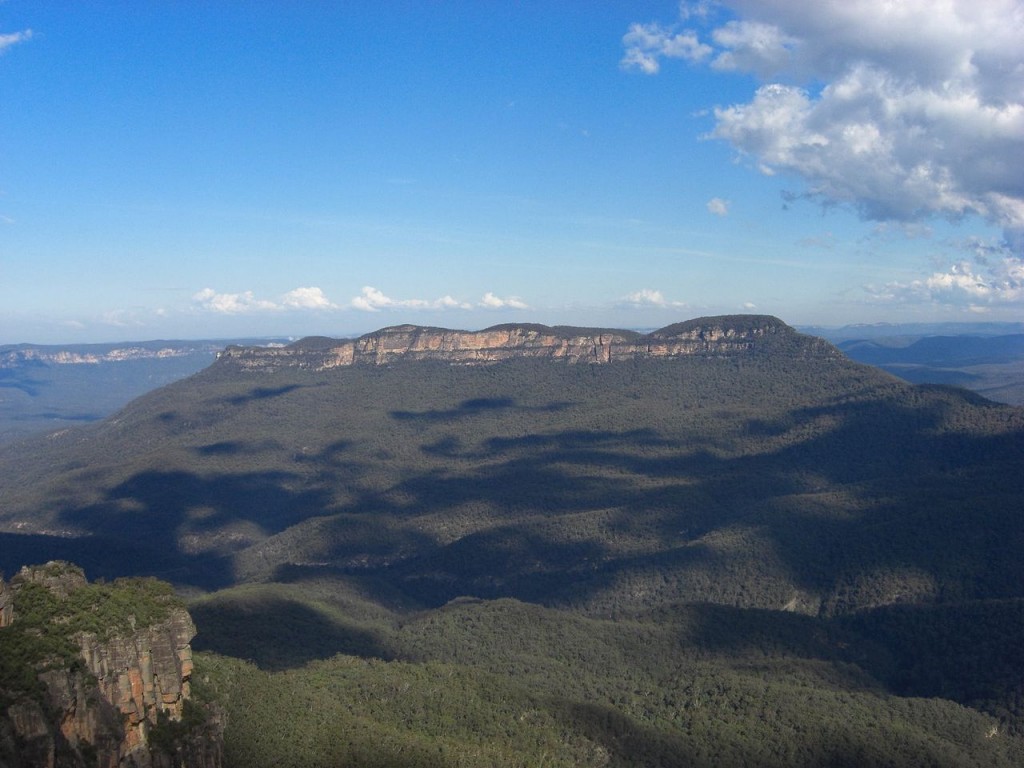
[216,314,839,373]
[0,563,221,768]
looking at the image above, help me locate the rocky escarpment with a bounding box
[0,563,221,768]
[0,579,11,628]
[217,314,839,373]
[0,342,239,368]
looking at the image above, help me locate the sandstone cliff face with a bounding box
[0,563,220,768]
[217,315,838,373]
[0,580,11,629]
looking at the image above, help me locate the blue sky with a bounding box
[1,1,1021,343]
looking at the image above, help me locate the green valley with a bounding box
[1,317,1022,766]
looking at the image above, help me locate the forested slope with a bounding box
[1,317,1022,765]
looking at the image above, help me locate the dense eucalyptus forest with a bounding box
[2,318,1023,766]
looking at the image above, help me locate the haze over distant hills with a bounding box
[833,333,1024,405]
[805,322,1024,405]
[0,338,287,444]
[803,321,1024,342]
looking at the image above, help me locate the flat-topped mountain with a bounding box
[216,315,837,371]
[1,313,1019,616]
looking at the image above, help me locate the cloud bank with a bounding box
[192,286,531,316]
[622,1,1024,244]
[193,287,336,314]
[351,287,527,312]
[350,286,468,312]
[867,240,1024,310]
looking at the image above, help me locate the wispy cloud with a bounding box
[620,22,711,74]
[350,286,473,312]
[621,289,687,308]
[624,1,1024,249]
[0,29,32,54]
[349,287,529,312]
[706,197,730,216]
[100,309,143,328]
[193,286,338,314]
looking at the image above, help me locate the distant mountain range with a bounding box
[0,338,287,443]
[802,320,1024,341]
[822,331,1024,405]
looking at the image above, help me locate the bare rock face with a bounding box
[73,611,199,763]
[0,579,12,629]
[8,562,87,599]
[0,563,221,768]
[217,315,838,373]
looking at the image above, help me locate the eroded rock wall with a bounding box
[217,315,835,373]
[0,564,220,768]
[0,579,12,629]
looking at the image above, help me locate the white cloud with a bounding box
[0,29,32,54]
[352,286,413,311]
[350,286,474,312]
[479,292,529,310]
[625,0,1024,247]
[620,22,712,74]
[866,252,1024,308]
[351,286,394,311]
[707,197,730,216]
[193,286,338,314]
[193,288,279,314]
[281,286,337,310]
[437,295,473,309]
[679,2,713,22]
[711,20,796,77]
[622,289,687,308]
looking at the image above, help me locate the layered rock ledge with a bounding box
[217,315,838,373]
[0,563,221,768]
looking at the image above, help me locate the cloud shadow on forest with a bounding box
[54,468,336,589]
[225,383,306,405]
[390,397,572,422]
[30,377,1024,644]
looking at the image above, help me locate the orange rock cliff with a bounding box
[0,563,221,768]
[216,315,838,373]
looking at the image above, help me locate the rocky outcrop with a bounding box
[8,561,87,598]
[217,315,839,373]
[73,612,199,762]
[0,563,221,768]
[0,579,11,629]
